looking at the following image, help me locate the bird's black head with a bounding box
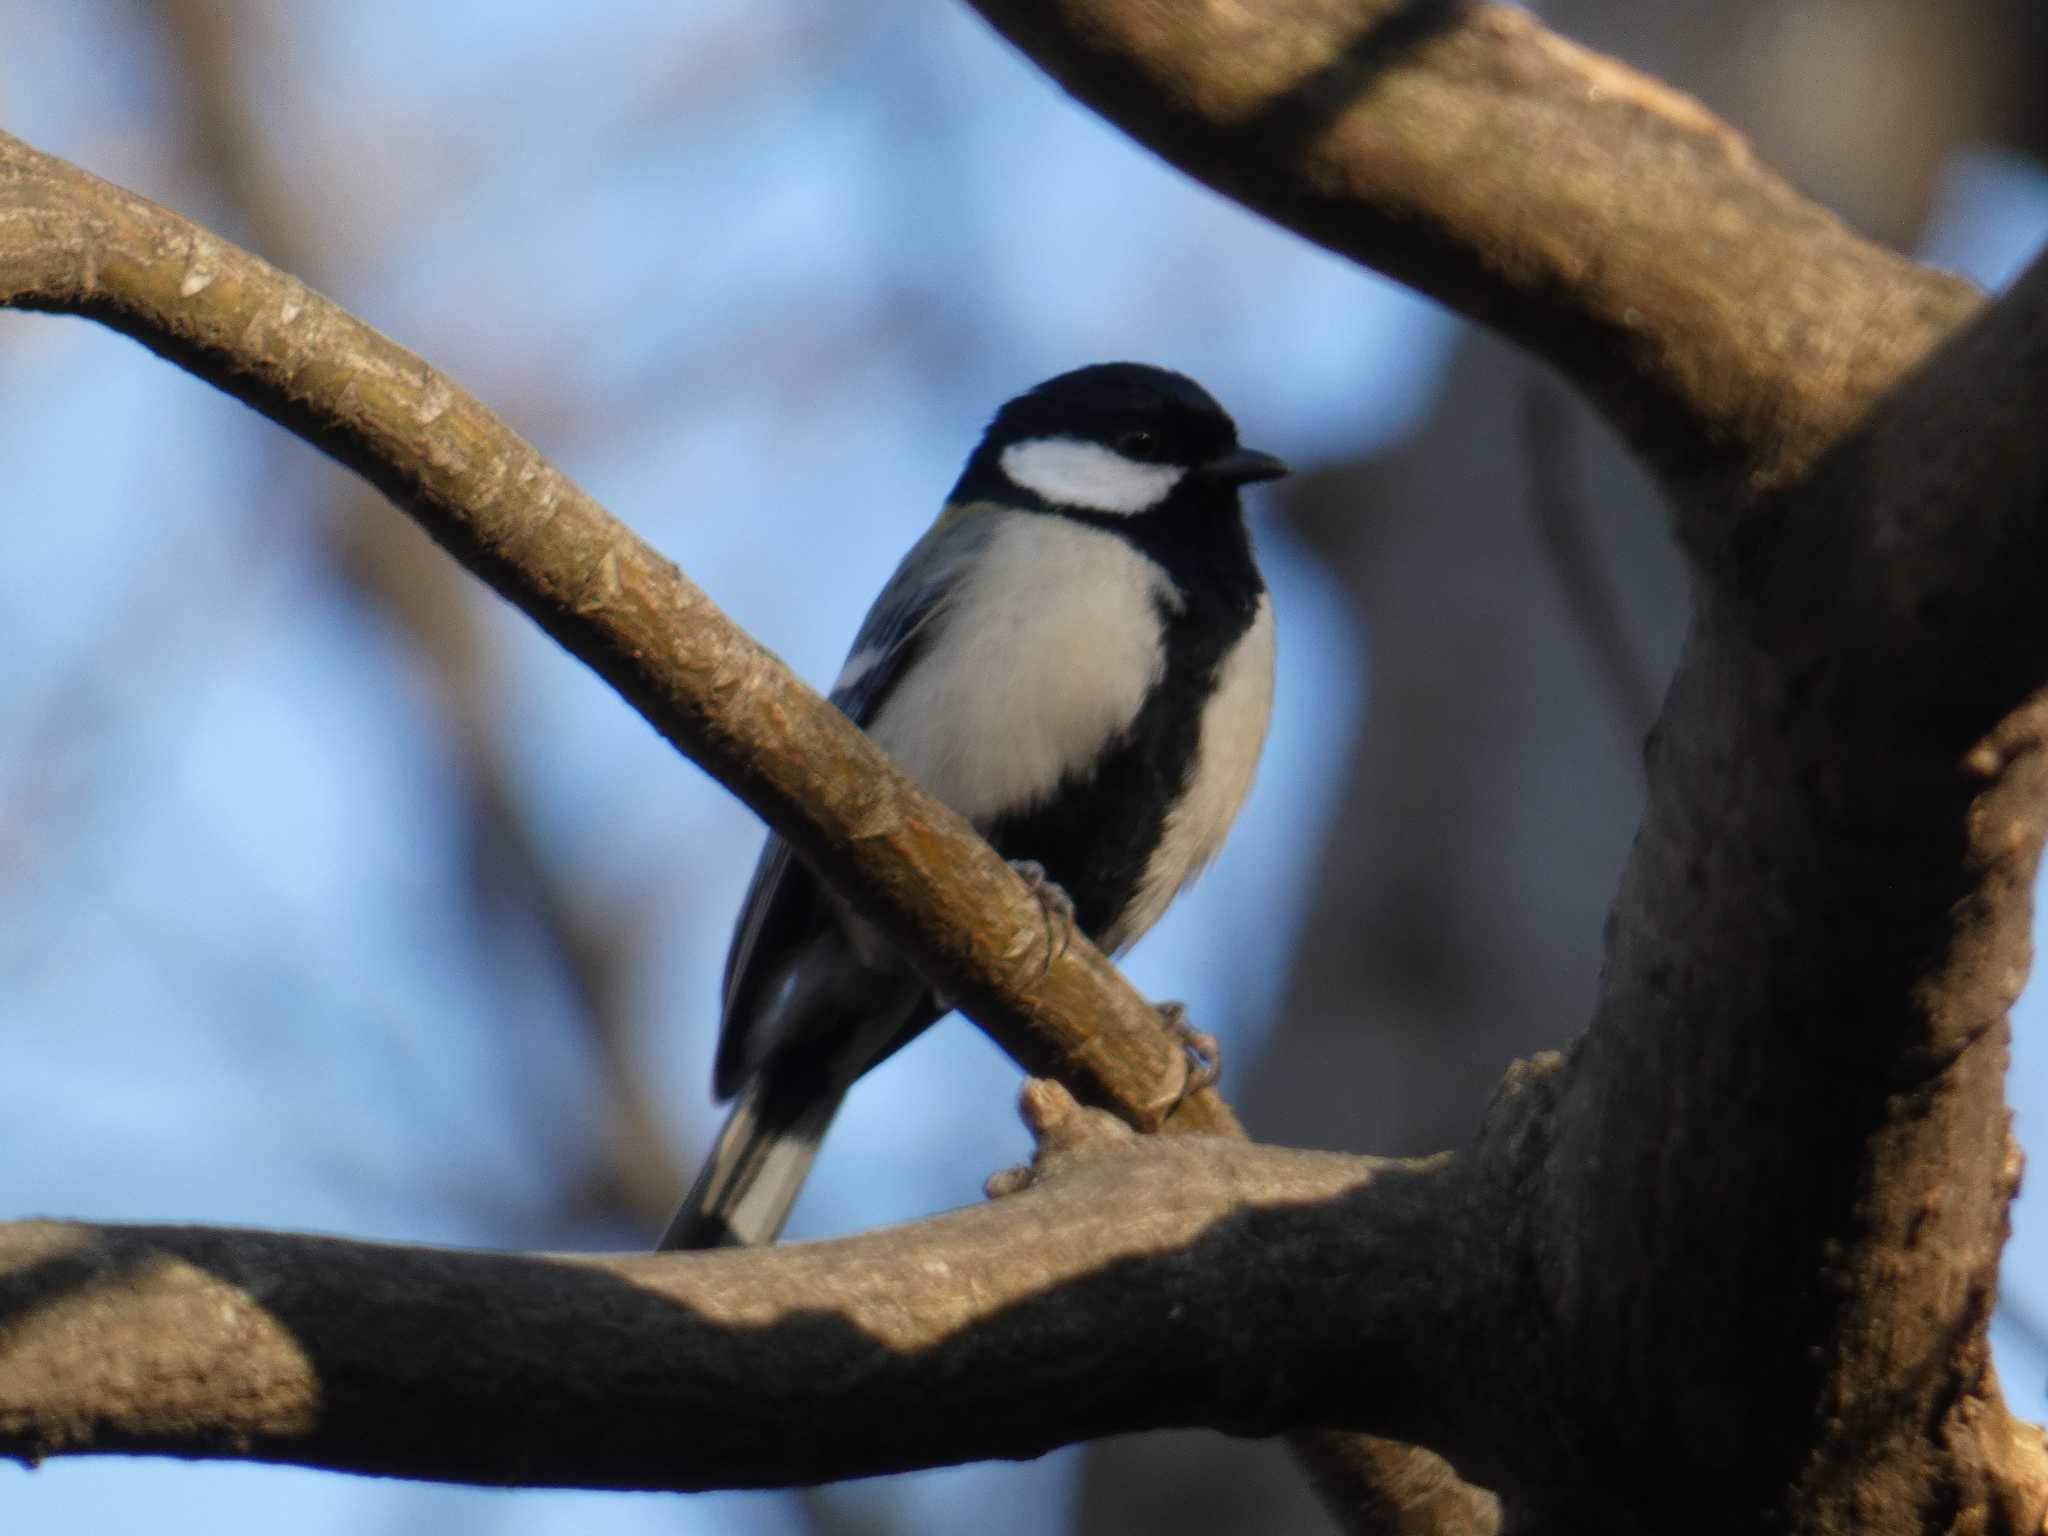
[950,363,1288,519]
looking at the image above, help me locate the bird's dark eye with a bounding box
[1117,429,1159,460]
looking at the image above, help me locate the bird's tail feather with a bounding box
[657,1072,847,1251]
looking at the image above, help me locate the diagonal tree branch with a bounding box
[0,128,1214,1140]
[961,0,1981,509]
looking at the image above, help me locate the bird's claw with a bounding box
[1157,1000,1221,1101]
[1009,859,1077,977]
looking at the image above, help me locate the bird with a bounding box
[659,362,1287,1251]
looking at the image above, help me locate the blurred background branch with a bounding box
[156,0,685,1239]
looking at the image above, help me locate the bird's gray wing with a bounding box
[819,510,995,725]
[711,512,996,1098]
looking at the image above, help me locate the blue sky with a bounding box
[2,6,2045,1533]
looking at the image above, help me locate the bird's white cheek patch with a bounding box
[999,436,1184,515]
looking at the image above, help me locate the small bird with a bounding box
[659,363,1287,1250]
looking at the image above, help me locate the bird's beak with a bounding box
[1201,446,1290,486]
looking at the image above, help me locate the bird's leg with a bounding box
[1155,1001,1222,1099]
[1008,859,1077,977]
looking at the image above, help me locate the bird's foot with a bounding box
[1009,859,1077,977]
[1156,1001,1221,1100]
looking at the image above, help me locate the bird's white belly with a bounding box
[866,514,1171,822]
[1111,593,1274,949]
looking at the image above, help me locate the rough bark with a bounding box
[1508,252,2048,1531]
[963,0,1980,506]
[0,1086,1465,1490]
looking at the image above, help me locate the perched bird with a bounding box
[659,363,1287,1250]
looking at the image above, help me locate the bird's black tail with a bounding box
[657,1071,848,1250]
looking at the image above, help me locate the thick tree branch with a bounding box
[963,0,1981,511]
[1475,256,2048,1526]
[0,1088,1469,1489]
